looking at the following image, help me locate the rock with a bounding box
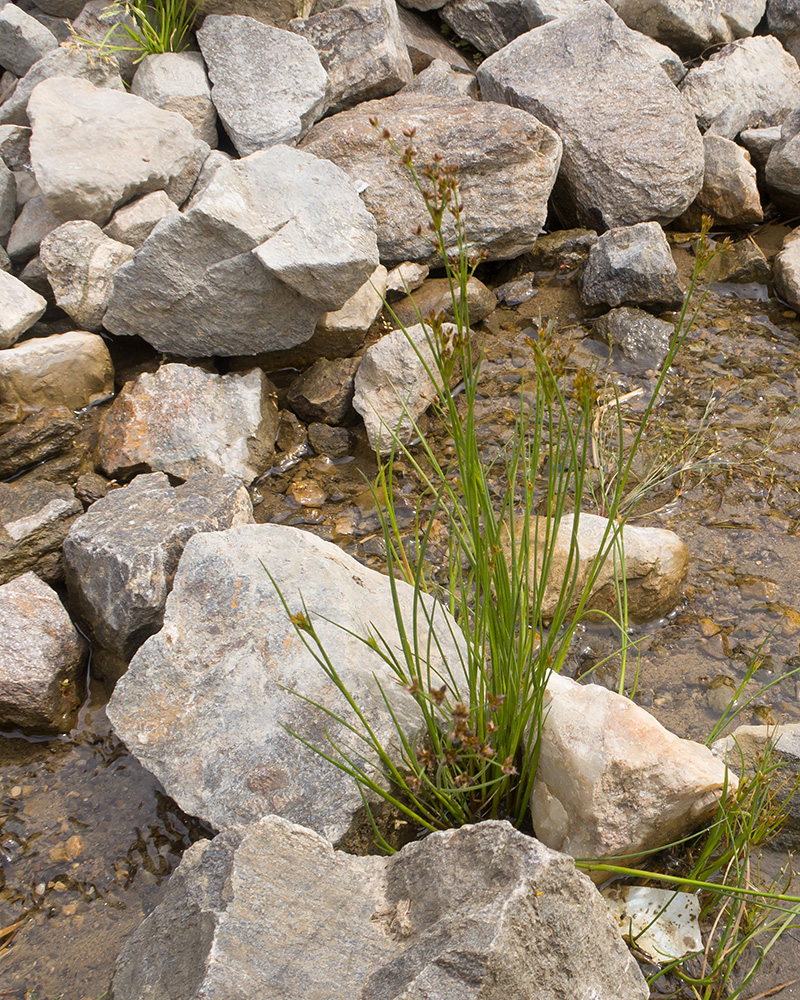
[440,0,529,55]
[390,274,496,327]
[69,0,138,82]
[27,0,85,17]
[0,158,14,240]
[13,168,39,206]
[353,320,454,452]
[524,227,598,270]
[197,15,330,156]
[98,363,279,484]
[477,1,703,230]
[705,239,770,284]
[0,123,30,169]
[301,93,562,265]
[107,523,467,840]
[397,5,477,73]
[678,135,762,227]
[307,421,352,457]
[0,331,114,410]
[290,0,413,114]
[130,52,217,147]
[386,259,429,297]
[40,221,135,331]
[766,110,800,215]
[64,471,253,682]
[286,357,360,424]
[101,190,179,249]
[739,125,782,173]
[0,572,86,732]
[74,471,113,507]
[103,145,379,357]
[0,405,80,478]
[605,0,765,55]
[28,76,210,225]
[704,102,749,140]
[198,0,309,28]
[6,194,59,262]
[0,479,81,583]
[401,57,478,98]
[774,227,800,311]
[316,263,388,344]
[111,818,649,1000]
[494,273,537,305]
[532,672,735,869]
[0,3,57,78]
[511,511,690,622]
[0,268,46,347]
[593,306,673,373]
[627,27,687,85]
[18,254,53,304]
[768,0,800,68]
[0,46,124,127]
[582,222,684,312]
[522,0,583,25]
[679,36,800,132]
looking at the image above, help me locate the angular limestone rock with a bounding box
[766,110,800,216]
[582,221,684,311]
[0,268,46,348]
[101,190,179,249]
[0,480,81,584]
[0,3,57,78]
[606,0,765,55]
[131,51,217,147]
[0,331,114,411]
[0,405,80,479]
[593,306,673,374]
[97,363,279,484]
[532,672,736,868]
[477,1,703,230]
[107,523,467,841]
[773,227,800,312]
[440,0,529,55]
[683,134,762,226]
[112,818,649,1000]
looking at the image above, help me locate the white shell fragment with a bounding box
[602,886,703,961]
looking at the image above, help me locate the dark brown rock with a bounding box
[286,357,360,425]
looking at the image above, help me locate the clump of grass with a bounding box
[71,0,198,63]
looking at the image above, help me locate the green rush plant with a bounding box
[71,0,197,63]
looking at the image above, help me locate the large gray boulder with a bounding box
[131,52,217,147]
[477,0,704,230]
[301,93,561,265]
[582,222,684,312]
[766,110,800,215]
[679,35,800,131]
[111,818,649,1000]
[290,0,413,113]
[684,134,762,226]
[107,523,468,842]
[605,0,765,55]
[103,145,379,356]
[64,472,253,683]
[97,363,280,484]
[28,76,210,225]
[0,571,86,733]
[0,3,57,77]
[197,14,330,155]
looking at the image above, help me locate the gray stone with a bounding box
[28,76,209,225]
[0,330,114,410]
[704,102,749,140]
[107,523,467,840]
[40,220,135,331]
[0,3,57,78]
[0,405,80,478]
[524,227,598,269]
[102,190,179,249]
[18,254,53,303]
[397,5,476,73]
[594,306,673,373]
[705,239,770,284]
[766,110,800,215]
[111,818,649,1000]
[386,259,429,297]
[440,0,529,55]
[0,572,86,732]
[681,135,762,226]
[522,0,582,25]
[391,274,496,327]
[477,1,703,230]
[286,357,360,424]
[0,46,124,127]
[0,123,30,169]
[316,262,388,343]
[197,15,330,156]
[6,193,58,262]
[0,479,81,583]
[290,0,413,114]
[400,56,478,98]
[774,227,800,311]
[627,27,687,85]
[301,93,562,265]
[739,125,782,173]
[680,35,800,131]
[606,0,765,55]
[131,52,217,147]
[98,363,280,484]
[0,157,14,239]
[103,146,379,357]
[69,0,138,82]
[64,471,253,682]
[198,0,310,27]
[307,421,352,457]
[768,0,800,68]
[0,267,45,346]
[29,12,73,43]
[28,0,85,17]
[582,222,684,311]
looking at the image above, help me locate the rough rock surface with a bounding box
[199,0,308,27]
[64,472,253,682]
[582,222,685,311]
[679,35,800,131]
[683,134,762,226]
[606,0,766,55]
[6,195,59,262]
[107,523,466,841]
[197,15,330,155]
[40,221,135,331]
[440,0,529,55]
[131,52,218,147]
[103,145,379,357]
[111,818,649,1000]
[0,3,57,78]
[0,331,114,411]
[353,321,455,452]
[0,268,46,347]
[768,0,800,68]
[391,275,496,327]
[0,158,15,240]
[398,5,476,73]
[0,571,86,732]
[316,263,388,343]
[740,125,782,173]
[532,672,736,867]
[70,0,138,81]
[774,227,800,311]
[0,406,80,478]
[101,190,179,249]
[0,480,81,584]
[400,56,478,98]
[286,357,360,425]
[477,0,704,230]
[593,306,673,373]
[290,0,413,113]
[98,363,279,484]
[28,76,210,225]
[766,110,800,216]
[301,93,562,265]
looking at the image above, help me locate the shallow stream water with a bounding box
[3,231,800,998]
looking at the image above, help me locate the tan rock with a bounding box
[0,331,114,411]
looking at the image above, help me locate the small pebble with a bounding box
[10,785,21,797]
